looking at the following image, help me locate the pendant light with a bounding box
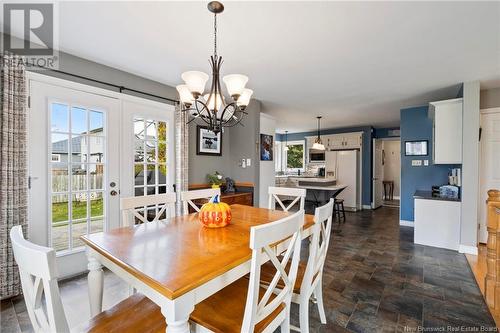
[311,116,325,150]
[284,130,289,151]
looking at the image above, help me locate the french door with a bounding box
[28,75,175,277]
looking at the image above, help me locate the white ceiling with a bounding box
[12,1,500,132]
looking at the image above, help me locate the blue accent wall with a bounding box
[400,106,459,222]
[277,126,373,206]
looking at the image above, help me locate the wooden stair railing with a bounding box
[485,189,500,310]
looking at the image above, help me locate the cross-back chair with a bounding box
[268,186,306,212]
[9,226,165,333]
[180,188,220,215]
[120,192,176,227]
[190,210,305,333]
[260,198,334,332]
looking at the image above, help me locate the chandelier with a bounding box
[176,1,253,134]
[311,116,325,150]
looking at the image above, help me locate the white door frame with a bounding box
[27,72,176,277]
[478,107,500,243]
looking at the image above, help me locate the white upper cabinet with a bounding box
[429,98,463,164]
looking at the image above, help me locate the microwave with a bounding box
[309,149,325,162]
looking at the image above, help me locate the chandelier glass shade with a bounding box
[176,1,253,133]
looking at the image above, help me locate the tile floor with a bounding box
[1,206,496,333]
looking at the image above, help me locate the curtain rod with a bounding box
[32,66,179,105]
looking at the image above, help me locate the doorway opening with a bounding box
[372,138,401,209]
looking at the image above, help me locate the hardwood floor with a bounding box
[466,244,500,327]
[1,207,496,332]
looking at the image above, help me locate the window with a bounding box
[283,140,305,172]
[50,103,105,252]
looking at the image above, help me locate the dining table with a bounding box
[81,204,315,333]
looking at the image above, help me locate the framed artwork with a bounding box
[405,140,428,156]
[260,134,274,161]
[196,126,222,156]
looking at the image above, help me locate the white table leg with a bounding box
[160,295,194,333]
[87,251,104,317]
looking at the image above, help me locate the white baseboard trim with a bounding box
[399,220,414,227]
[458,245,478,255]
[362,205,371,210]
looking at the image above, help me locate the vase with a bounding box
[211,184,220,189]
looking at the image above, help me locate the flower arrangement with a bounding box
[207,171,224,188]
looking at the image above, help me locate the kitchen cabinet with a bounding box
[429,98,463,164]
[309,132,362,151]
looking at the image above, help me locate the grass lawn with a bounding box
[52,198,103,224]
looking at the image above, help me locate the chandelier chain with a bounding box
[214,13,217,57]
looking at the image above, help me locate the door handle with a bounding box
[110,190,119,196]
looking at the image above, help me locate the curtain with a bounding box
[0,54,28,299]
[175,103,189,216]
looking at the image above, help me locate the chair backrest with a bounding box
[241,210,304,332]
[268,186,306,212]
[180,188,221,215]
[10,226,70,333]
[301,198,334,294]
[120,193,176,227]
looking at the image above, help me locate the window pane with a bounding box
[146,186,156,196]
[71,107,87,135]
[158,121,167,142]
[145,141,156,163]
[287,144,304,169]
[158,164,167,185]
[72,164,87,191]
[52,133,68,158]
[90,217,104,234]
[145,120,156,141]
[72,220,86,249]
[51,103,69,132]
[134,118,144,140]
[146,164,156,185]
[52,163,68,192]
[135,164,144,186]
[90,192,104,217]
[52,194,68,223]
[71,135,87,163]
[134,187,144,197]
[158,185,167,194]
[89,136,105,163]
[90,110,104,134]
[158,141,167,164]
[72,193,88,220]
[52,223,69,252]
[89,164,104,190]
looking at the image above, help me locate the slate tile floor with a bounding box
[1,207,496,332]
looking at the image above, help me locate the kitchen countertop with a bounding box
[413,190,461,202]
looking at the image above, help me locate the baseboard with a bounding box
[459,244,478,255]
[399,220,414,227]
[362,205,371,210]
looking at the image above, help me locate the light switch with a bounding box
[246,158,251,166]
[412,160,422,166]
[423,160,429,166]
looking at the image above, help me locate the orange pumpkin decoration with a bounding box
[198,195,232,228]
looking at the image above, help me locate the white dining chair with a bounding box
[260,198,334,332]
[268,186,306,212]
[180,188,220,215]
[9,226,166,333]
[189,210,305,333]
[120,192,176,227]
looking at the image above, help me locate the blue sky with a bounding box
[51,103,103,134]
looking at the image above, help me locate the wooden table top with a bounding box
[81,204,314,300]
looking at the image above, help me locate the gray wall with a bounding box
[460,81,480,250]
[481,88,500,109]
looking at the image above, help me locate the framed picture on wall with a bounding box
[260,134,274,161]
[405,140,428,156]
[196,126,222,156]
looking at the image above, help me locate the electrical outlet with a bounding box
[412,160,422,166]
[246,158,251,166]
[423,160,429,166]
